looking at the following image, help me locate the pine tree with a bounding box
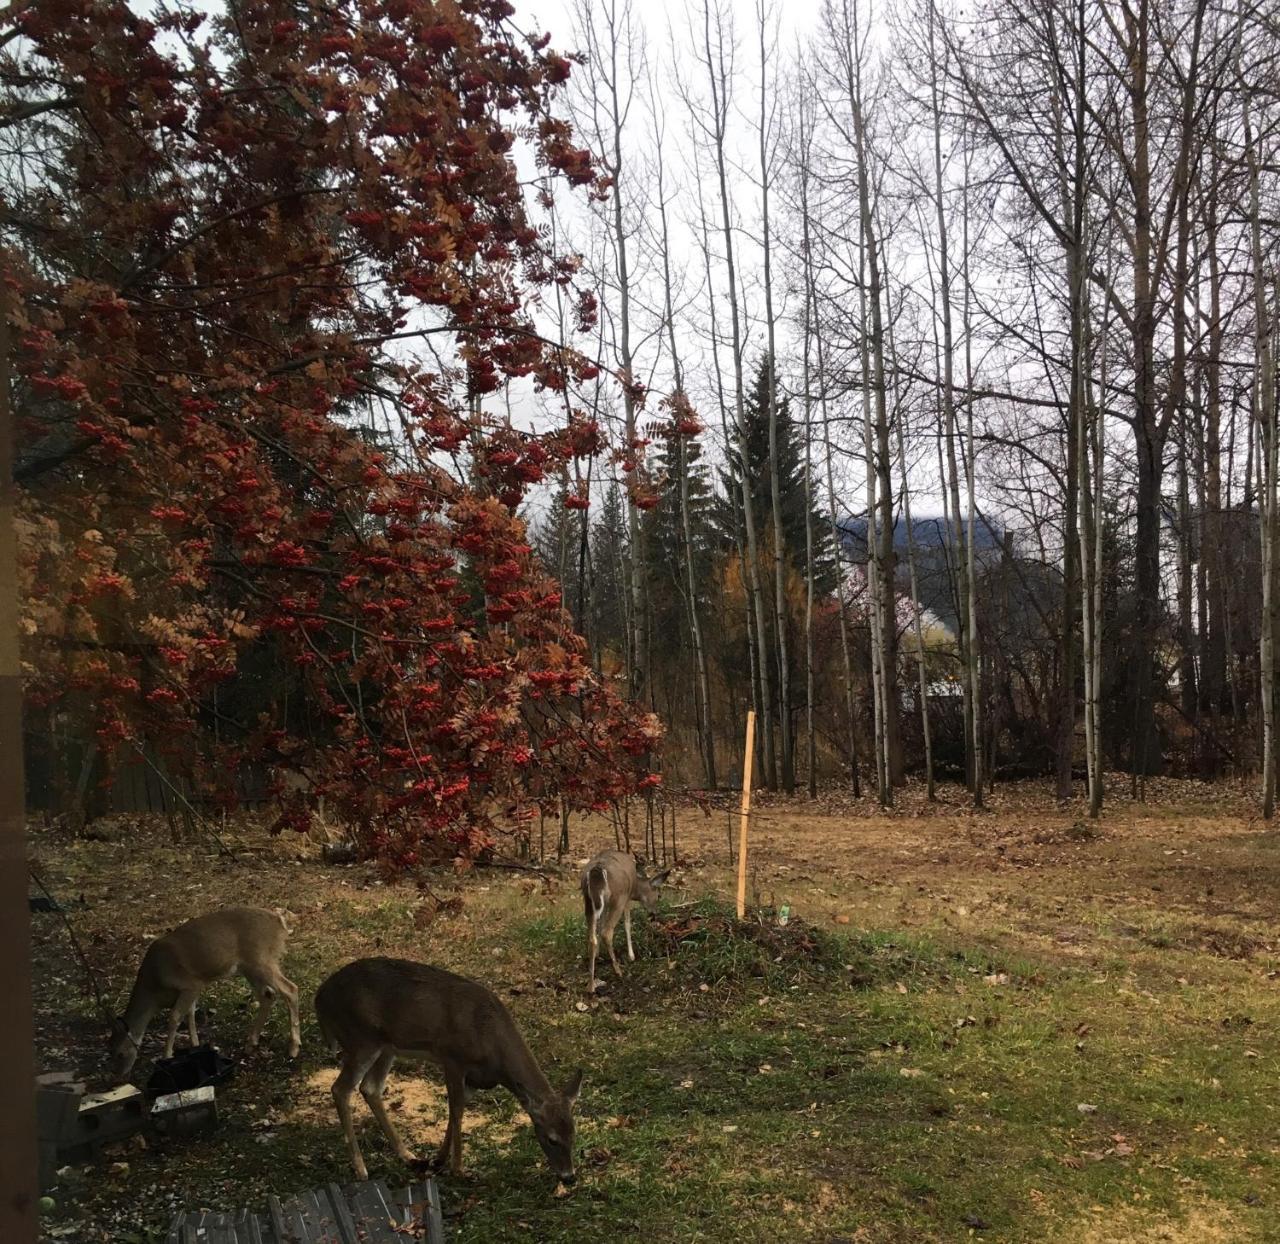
[647,432,717,632]
[716,356,835,593]
[589,484,631,666]
[533,472,588,636]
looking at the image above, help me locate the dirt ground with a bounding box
[26,775,1280,1242]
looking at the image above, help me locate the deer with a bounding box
[580,850,670,993]
[108,906,301,1080]
[315,957,583,1184]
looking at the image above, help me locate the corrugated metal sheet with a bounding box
[165,1178,445,1243]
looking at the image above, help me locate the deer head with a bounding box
[634,864,671,911]
[528,1068,584,1183]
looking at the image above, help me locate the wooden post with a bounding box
[736,711,756,920]
[0,260,39,1238]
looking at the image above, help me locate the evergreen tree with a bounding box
[716,355,837,593]
[589,484,631,665]
[532,471,589,635]
[646,432,718,630]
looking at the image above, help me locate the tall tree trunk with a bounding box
[1176,412,1197,722]
[815,275,861,796]
[656,123,716,790]
[927,2,974,792]
[1057,0,1087,804]
[1126,0,1162,794]
[960,122,984,806]
[1165,9,1201,729]
[1201,155,1227,716]
[846,5,896,803]
[1086,267,1110,817]
[596,1,649,708]
[798,89,820,799]
[887,290,934,800]
[701,0,777,788]
[859,260,888,806]
[1242,33,1276,815]
[694,137,761,786]
[757,1,794,792]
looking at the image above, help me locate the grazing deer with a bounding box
[108,906,301,1079]
[315,957,583,1183]
[580,850,670,993]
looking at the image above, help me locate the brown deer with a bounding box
[580,850,670,993]
[315,957,583,1183]
[108,906,301,1079]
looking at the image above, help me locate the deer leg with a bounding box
[603,909,624,978]
[186,1003,199,1048]
[164,990,199,1059]
[273,972,302,1058]
[243,981,276,1050]
[360,1049,419,1167]
[587,903,601,993]
[333,1048,381,1181]
[434,1063,467,1176]
[624,907,635,962]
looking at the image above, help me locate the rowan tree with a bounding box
[5,0,666,862]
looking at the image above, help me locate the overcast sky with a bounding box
[499,0,964,534]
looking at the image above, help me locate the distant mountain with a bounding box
[835,514,1005,558]
[837,514,1008,636]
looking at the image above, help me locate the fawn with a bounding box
[580,850,670,993]
[109,906,300,1079]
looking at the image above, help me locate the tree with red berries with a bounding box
[4,0,666,861]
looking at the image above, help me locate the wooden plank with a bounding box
[346,1182,393,1238]
[326,1181,361,1244]
[263,1194,289,1243]
[208,1218,242,1244]
[421,1178,446,1244]
[243,1206,266,1244]
[282,1187,320,1241]
[168,1178,446,1243]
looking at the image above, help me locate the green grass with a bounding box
[29,813,1280,1243]
[440,902,1278,1241]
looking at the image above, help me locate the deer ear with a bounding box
[651,868,671,886]
[561,1068,584,1104]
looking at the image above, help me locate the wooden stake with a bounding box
[736,711,756,919]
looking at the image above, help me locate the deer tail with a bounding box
[586,865,609,928]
